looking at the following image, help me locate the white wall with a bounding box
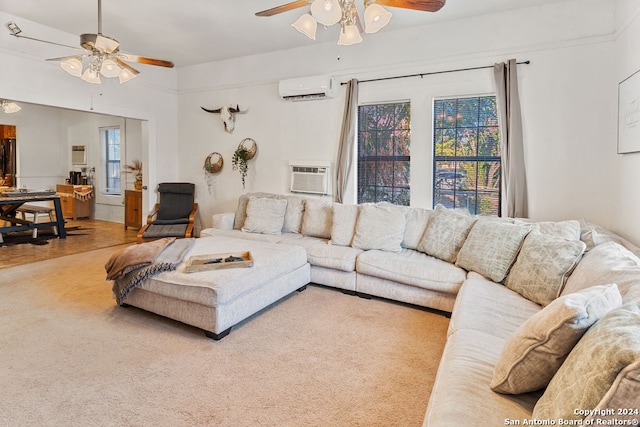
[178,0,622,233]
[0,11,179,219]
[609,1,640,242]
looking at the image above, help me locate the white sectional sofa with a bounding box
[201,192,640,426]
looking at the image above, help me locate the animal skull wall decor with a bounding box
[201,104,244,133]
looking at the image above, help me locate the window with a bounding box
[102,127,121,195]
[433,96,501,216]
[357,102,411,206]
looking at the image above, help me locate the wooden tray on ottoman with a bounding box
[185,251,253,273]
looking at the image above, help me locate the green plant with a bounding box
[232,147,250,188]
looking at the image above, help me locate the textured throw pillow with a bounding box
[562,241,640,303]
[402,207,432,250]
[351,203,407,253]
[241,197,287,235]
[282,195,306,234]
[455,220,531,283]
[514,219,581,241]
[300,198,333,239]
[418,205,476,263]
[533,303,640,422]
[504,231,586,306]
[233,192,276,230]
[491,284,623,394]
[329,203,359,246]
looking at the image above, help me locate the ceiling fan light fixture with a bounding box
[337,24,362,46]
[292,14,318,40]
[60,57,83,77]
[100,58,121,78]
[1,100,21,114]
[310,0,342,26]
[364,3,392,33]
[81,68,101,84]
[118,67,139,84]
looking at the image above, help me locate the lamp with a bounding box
[291,0,392,45]
[59,52,138,84]
[61,57,83,77]
[0,100,21,114]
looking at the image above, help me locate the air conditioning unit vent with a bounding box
[290,162,330,195]
[279,75,335,101]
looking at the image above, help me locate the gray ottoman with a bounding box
[121,236,310,340]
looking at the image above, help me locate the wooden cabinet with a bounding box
[56,184,93,220]
[124,189,142,230]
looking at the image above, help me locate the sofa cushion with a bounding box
[402,207,432,250]
[329,203,358,247]
[418,205,476,263]
[233,192,274,229]
[455,220,531,283]
[351,203,406,253]
[514,219,581,240]
[562,241,640,303]
[301,198,333,239]
[282,195,306,234]
[504,231,586,306]
[491,284,622,394]
[241,197,287,235]
[533,303,640,422]
[303,240,363,272]
[580,220,640,257]
[356,249,466,294]
[448,278,541,340]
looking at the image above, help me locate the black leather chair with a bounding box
[137,182,198,243]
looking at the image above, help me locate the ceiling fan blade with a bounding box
[374,0,445,12]
[118,53,174,68]
[256,0,311,17]
[45,55,83,62]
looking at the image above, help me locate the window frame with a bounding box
[101,126,122,196]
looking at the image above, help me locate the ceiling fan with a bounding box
[256,0,445,45]
[6,0,174,84]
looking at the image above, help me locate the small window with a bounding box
[433,96,501,216]
[101,127,121,195]
[357,102,411,206]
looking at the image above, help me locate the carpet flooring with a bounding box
[0,246,449,426]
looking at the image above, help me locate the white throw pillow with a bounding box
[491,284,622,394]
[241,197,287,235]
[282,195,306,234]
[533,303,640,422]
[504,231,586,306]
[301,198,333,239]
[351,203,407,253]
[455,220,531,283]
[418,205,476,263]
[329,203,359,246]
[402,207,432,250]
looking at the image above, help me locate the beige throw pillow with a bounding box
[241,197,287,235]
[455,220,531,283]
[504,231,586,306]
[329,203,359,246]
[533,303,640,422]
[418,205,476,263]
[351,203,406,253]
[402,207,432,250]
[491,284,623,394]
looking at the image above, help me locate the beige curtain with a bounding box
[494,59,528,218]
[335,79,358,203]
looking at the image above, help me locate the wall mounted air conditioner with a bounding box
[279,75,336,101]
[289,161,331,195]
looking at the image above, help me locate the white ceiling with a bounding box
[0,0,566,67]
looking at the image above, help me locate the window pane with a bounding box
[433,96,501,216]
[102,127,121,195]
[357,102,410,206]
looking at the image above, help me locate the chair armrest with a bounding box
[211,212,235,230]
[145,203,160,225]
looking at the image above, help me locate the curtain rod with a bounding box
[341,60,531,85]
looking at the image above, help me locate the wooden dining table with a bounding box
[0,192,67,239]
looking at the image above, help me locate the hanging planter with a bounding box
[204,152,224,174]
[232,138,257,189]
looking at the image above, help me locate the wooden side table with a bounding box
[124,189,142,230]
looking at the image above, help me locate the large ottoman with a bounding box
[120,236,310,340]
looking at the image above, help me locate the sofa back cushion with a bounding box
[491,284,622,394]
[455,220,531,283]
[417,205,476,263]
[329,203,359,246]
[402,207,432,250]
[351,203,407,253]
[514,219,581,241]
[533,303,640,423]
[301,198,333,239]
[504,231,586,306]
[233,192,306,234]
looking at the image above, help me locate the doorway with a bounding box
[0,124,17,187]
